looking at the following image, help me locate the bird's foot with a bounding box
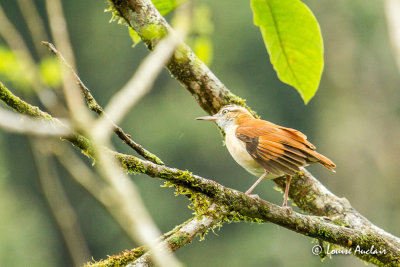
[281,205,292,212]
[247,193,260,199]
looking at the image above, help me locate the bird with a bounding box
[196,104,335,208]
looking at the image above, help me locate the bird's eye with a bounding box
[222,109,228,115]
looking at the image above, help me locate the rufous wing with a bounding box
[236,119,336,176]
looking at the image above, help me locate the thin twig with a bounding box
[41,41,164,165]
[31,140,91,266]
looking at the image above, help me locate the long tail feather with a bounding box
[309,150,336,172]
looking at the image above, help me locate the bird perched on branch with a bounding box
[197,105,335,208]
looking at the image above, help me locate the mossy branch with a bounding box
[1,82,399,266]
[0,82,51,118]
[85,214,219,267]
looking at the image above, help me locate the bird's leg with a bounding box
[282,175,292,209]
[245,171,268,195]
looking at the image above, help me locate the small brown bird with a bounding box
[197,105,335,208]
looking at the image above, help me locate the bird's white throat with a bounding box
[216,117,235,131]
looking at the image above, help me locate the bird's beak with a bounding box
[196,115,218,121]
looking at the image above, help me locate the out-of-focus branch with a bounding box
[45,0,76,68]
[41,41,164,165]
[1,83,399,266]
[0,81,70,138]
[17,0,50,58]
[31,140,91,266]
[384,0,400,72]
[0,107,70,136]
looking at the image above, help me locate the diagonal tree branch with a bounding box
[1,81,399,266]
[41,41,164,165]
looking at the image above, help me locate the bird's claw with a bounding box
[282,205,292,212]
[248,193,260,199]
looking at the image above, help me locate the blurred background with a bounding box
[1,0,400,266]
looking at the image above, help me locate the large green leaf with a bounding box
[251,0,324,104]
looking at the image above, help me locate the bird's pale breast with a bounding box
[225,125,274,178]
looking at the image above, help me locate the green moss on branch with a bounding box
[0,82,51,118]
[85,246,146,267]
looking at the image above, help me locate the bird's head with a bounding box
[196,105,254,131]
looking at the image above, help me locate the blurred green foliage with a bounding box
[190,5,214,65]
[152,0,188,16]
[128,28,142,48]
[0,46,33,91]
[39,57,62,88]
[0,0,400,267]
